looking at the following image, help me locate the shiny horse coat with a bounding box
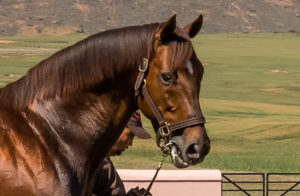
[0,15,210,195]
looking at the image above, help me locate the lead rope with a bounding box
[142,142,172,196]
[141,154,166,196]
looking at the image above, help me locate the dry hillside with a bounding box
[0,0,300,35]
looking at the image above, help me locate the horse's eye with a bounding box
[159,72,177,86]
[161,73,172,81]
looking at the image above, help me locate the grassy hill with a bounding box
[0,33,299,172]
[194,33,300,172]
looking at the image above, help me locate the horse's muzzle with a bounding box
[169,143,190,168]
[170,128,210,168]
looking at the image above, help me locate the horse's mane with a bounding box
[0,23,193,110]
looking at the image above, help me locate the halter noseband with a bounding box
[134,58,206,149]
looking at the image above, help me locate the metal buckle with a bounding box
[139,58,149,72]
[159,122,171,137]
[142,79,147,88]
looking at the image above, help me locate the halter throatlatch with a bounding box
[134,58,206,151]
[135,58,206,196]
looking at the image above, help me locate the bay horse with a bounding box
[0,15,210,195]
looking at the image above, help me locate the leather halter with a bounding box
[134,58,206,147]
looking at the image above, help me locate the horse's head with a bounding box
[136,15,210,168]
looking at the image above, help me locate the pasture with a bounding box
[0,33,299,172]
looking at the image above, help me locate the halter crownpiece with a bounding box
[134,58,149,97]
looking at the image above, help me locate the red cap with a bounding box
[127,111,151,139]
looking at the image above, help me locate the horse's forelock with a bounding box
[165,28,194,71]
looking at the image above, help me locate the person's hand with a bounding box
[126,187,142,196]
[137,187,152,196]
[126,187,152,196]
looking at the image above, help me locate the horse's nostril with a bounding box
[186,143,201,160]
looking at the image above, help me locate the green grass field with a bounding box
[0,33,299,173]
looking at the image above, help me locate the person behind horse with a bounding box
[92,111,152,196]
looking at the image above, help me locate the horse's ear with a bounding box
[155,14,176,42]
[183,14,203,38]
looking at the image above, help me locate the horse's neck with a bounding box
[31,89,133,150]
[25,86,136,188]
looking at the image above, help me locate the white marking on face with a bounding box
[187,60,194,75]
